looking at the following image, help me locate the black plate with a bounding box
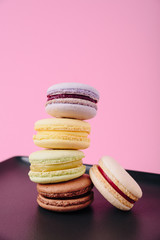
[0,157,160,240]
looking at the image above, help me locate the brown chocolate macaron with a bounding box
[37,174,94,212]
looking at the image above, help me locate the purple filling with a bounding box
[98,166,136,204]
[47,94,97,103]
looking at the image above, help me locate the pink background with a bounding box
[0,0,159,173]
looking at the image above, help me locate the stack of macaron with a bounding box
[28,83,100,212]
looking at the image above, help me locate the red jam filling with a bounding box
[98,166,136,204]
[47,94,97,103]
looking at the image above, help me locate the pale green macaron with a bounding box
[28,150,86,184]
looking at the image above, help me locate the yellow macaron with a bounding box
[33,118,91,149]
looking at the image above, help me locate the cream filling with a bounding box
[29,165,86,178]
[30,156,83,164]
[30,159,83,172]
[35,125,90,134]
[92,165,133,208]
[99,161,138,202]
[38,192,93,207]
[33,131,90,142]
[46,98,97,110]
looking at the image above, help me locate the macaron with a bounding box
[33,118,91,150]
[89,156,142,211]
[28,150,86,183]
[45,82,99,120]
[37,174,94,212]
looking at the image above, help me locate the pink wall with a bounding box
[0,0,159,173]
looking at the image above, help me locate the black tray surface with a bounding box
[0,157,160,240]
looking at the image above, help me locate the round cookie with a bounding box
[33,118,91,150]
[89,156,142,211]
[37,174,94,212]
[28,150,86,183]
[45,82,99,120]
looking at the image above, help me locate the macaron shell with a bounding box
[37,192,94,212]
[45,103,96,120]
[89,165,131,211]
[33,138,90,150]
[29,149,85,164]
[100,156,143,199]
[37,174,93,198]
[34,118,91,133]
[29,165,86,183]
[47,82,99,100]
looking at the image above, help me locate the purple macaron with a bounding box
[45,82,99,120]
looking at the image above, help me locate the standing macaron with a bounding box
[89,156,142,211]
[45,82,99,120]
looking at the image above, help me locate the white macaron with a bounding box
[45,82,99,120]
[89,156,143,211]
